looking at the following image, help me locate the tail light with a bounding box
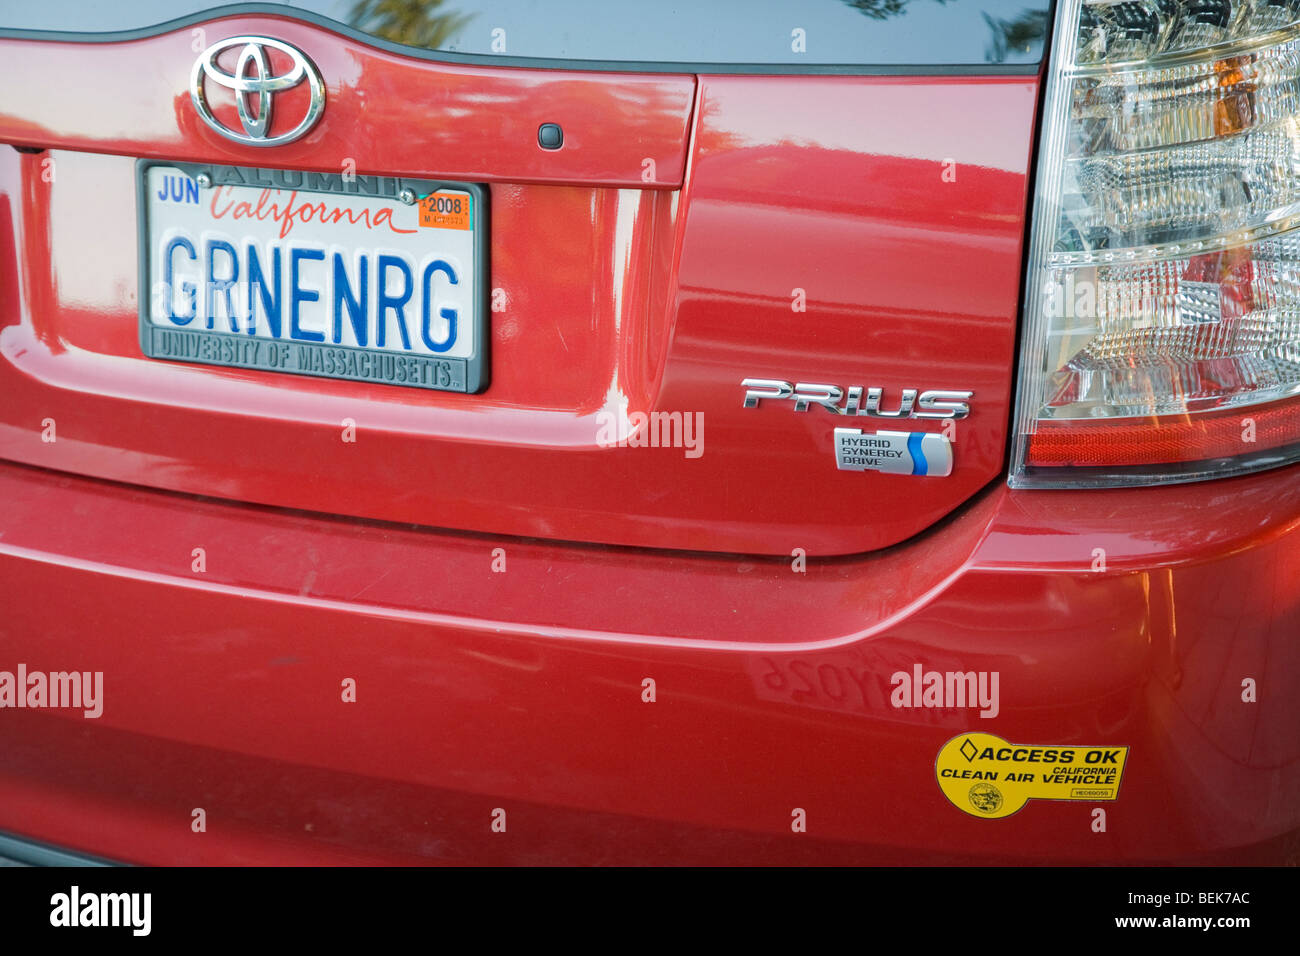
[1011,0,1300,486]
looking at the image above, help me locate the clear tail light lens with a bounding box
[1011,0,1300,486]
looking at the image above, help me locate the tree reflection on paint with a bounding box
[349,0,474,49]
[983,9,1049,63]
[842,0,954,20]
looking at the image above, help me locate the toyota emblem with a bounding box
[190,36,325,147]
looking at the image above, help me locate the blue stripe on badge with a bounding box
[907,432,928,476]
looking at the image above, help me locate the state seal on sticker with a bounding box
[968,782,1003,815]
[935,732,1129,819]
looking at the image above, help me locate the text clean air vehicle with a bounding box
[0,0,1296,866]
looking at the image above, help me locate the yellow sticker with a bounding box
[935,732,1128,819]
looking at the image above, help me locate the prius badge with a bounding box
[191,36,325,147]
[741,378,972,478]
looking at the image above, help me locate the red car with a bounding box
[0,0,1296,865]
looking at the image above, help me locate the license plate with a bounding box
[136,161,489,392]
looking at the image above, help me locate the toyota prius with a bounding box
[0,0,1296,865]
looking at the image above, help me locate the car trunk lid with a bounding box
[0,10,1039,556]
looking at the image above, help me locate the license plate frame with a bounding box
[135,159,490,393]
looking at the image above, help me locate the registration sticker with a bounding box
[935,732,1129,819]
[419,191,472,231]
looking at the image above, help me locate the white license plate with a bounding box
[137,161,489,392]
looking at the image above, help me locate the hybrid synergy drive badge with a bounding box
[935,733,1129,819]
[834,429,952,476]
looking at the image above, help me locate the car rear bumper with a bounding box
[0,458,1296,865]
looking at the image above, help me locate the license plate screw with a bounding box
[398,188,417,205]
[195,172,213,188]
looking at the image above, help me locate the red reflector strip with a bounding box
[1026,398,1300,467]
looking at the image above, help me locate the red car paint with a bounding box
[0,15,1033,556]
[0,460,1296,864]
[0,13,1296,864]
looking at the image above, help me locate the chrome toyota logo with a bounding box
[190,36,325,146]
